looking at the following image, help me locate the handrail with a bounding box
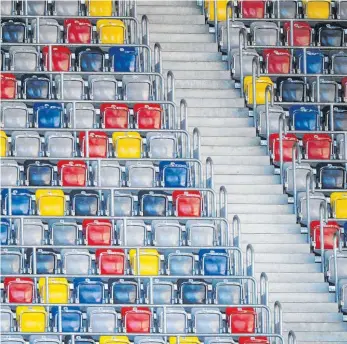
[166,71,175,128]
[305,171,316,242]
[238,28,248,97]
[180,99,188,131]
[232,215,241,248]
[192,127,201,161]
[291,142,303,217]
[252,56,260,124]
[288,330,297,344]
[219,185,228,220]
[206,157,214,189]
[141,15,149,46]
[333,231,340,302]
[260,272,269,307]
[264,84,275,154]
[278,112,287,185]
[246,244,255,277]
[214,0,218,42]
[319,201,329,273]
[226,0,235,61]
[154,42,163,75]
[274,301,283,337]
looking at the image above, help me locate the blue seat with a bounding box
[109,279,138,304]
[109,47,137,72]
[23,75,51,99]
[296,49,325,74]
[278,77,305,102]
[159,161,189,188]
[139,191,168,216]
[167,252,194,276]
[74,278,105,304]
[2,21,26,43]
[289,105,320,131]
[34,103,63,128]
[50,221,79,246]
[0,219,11,245]
[145,280,174,304]
[329,107,347,131]
[199,249,229,276]
[1,189,32,215]
[72,191,100,216]
[51,306,83,332]
[77,48,104,72]
[25,161,54,186]
[317,163,346,189]
[178,279,208,304]
[33,250,57,274]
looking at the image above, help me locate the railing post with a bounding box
[192,127,201,160]
[252,56,260,124]
[166,71,175,128]
[246,244,254,277]
[232,215,241,247]
[260,272,269,307]
[288,330,297,344]
[319,201,328,273]
[141,15,149,72]
[226,1,234,58]
[333,232,339,303]
[180,99,188,131]
[265,85,274,154]
[292,142,302,218]
[154,42,162,75]
[239,28,247,97]
[278,113,287,185]
[274,301,283,338]
[214,0,218,42]
[205,157,214,189]
[306,172,315,242]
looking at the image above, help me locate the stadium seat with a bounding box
[71,190,100,216]
[112,132,142,158]
[147,132,177,159]
[289,105,320,131]
[145,279,174,304]
[192,307,222,334]
[9,46,38,71]
[134,103,162,129]
[96,249,126,275]
[96,19,125,44]
[0,219,11,244]
[0,0,13,15]
[86,0,113,16]
[118,219,147,246]
[109,279,138,304]
[310,220,340,251]
[16,306,47,332]
[1,335,27,344]
[337,0,347,18]
[79,131,109,158]
[226,307,256,333]
[1,160,20,186]
[343,78,347,102]
[158,307,188,333]
[283,21,312,46]
[200,249,229,276]
[1,74,17,99]
[295,49,325,74]
[57,160,87,187]
[317,163,346,189]
[12,131,41,157]
[126,161,156,187]
[256,105,286,137]
[316,24,344,46]
[250,22,279,46]
[0,130,8,156]
[50,221,79,245]
[330,50,347,75]
[302,0,331,19]
[1,21,26,43]
[42,46,72,72]
[243,76,273,105]
[26,161,55,186]
[45,132,74,157]
[123,75,151,101]
[1,102,28,128]
[121,307,151,333]
[331,192,347,218]
[109,47,137,73]
[159,161,189,188]
[109,192,134,216]
[151,220,182,246]
[87,307,118,333]
[74,278,105,304]
[89,75,117,100]
[92,160,121,187]
[101,103,129,129]
[34,250,57,274]
[213,280,242,305]
[2,189,32,215]
[167,251,194,276]
[129,249,160,276]
[218,21,246,52]
[34,103,63,128]
[173,190,202,217]
[77,48,104,72]
[230,49,259,80]
[169,337,201,344]
[239,338,270,344]
[139,191,168,217]
[205,0,230,21]
[263,49,291,74]
[270,0,298,18]
[23,75,51,99]
[64,19,92,44]
[1,307,13,332]
[186,220,216,246]
[297,192,327,224]
[284,162,312,194]
[16,219,45,245]
[82,219,112,245]
[302,134,332,160]
[278,77,306,102]
[310,79,339,103]
[24,0,46,15]
[4,277,34,303]
[240,0,266,18]
[36,189,65,216]
[269,133,299,163]
[178,279,208,304]
[51,306,83,332]
[38,277,69,303]
[100,337,130,344]
[32,19,60,44]
[67,103,96,128]
[61,249,92,275]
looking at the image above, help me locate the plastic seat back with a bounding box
[225,307,256,334]
[1,160,20,186]
[89,75,117,101]
[55,75,85,100]
[16,306,47,332]
[0,219,11,245]
[75,278,104,304]
[64,19,92,43]
[1,74,17,99]
[310,220,340,250]
[205,0,230,21]
[263,49,291,74]
[109,279,137,304]
[2,21,26,43]
[101,103,129,129]
[51,306,82,332]
[61,249,92,275]
[311,80,338,103]
[96,249,125,275]
[126,162,155,187]
[78,48,104,72]
[34,103,63,128]
[118,220,147,246]
[134,103,162,129]
[269,133,298,163]
[331,51,347,74]
[173,190,202,217]
[38,277,69,303]
[303,0,331,19]
[187,220,216,246]
[271,0,298,18]
[152,220,182,247]
[192,308,222,334]
[146,280,174,305]
[2,189,32,215]
[0,130,8,156]
[240,0,266,18]
[83,219,112,245]
[111,192,134,217]
[97,19,125,44]
[331,192,347,218]
[168,252,194,276]
[129,249,160,276]
[316,24,344,47]
[1,102,28,128]
[243,76,273,105]
[34,250,57,274]
[296,49,324,74]
[67,103,95,128]
[214,281,242,305]
[121,307,151,333]
[123,75,151,101]
[0,306,13,332]
[289,105,320,131]
[12,131,41,158]
[303,134,332,160]
[87,307,118,333]
[139,191,168,217]
[92,160,121,187]
[157,307,187,333]
[72,191,99,216]
[317,163,346,189]
[23,75,50,100]
[284,162,312,194]
[42,46,71,72]
[200,249,229,276]
[79,131,109,158]
[147,132,177,159]
[17,219,45,246]
[110,47,137,72]
[45,132,74,158]
[159,161,189,188]
[4,277,34,303]
[9,46,38,71]
[112,132,142,158]
[337,0,347,18]
[51,221,79,246]
[32,19,60,44]
[178,279,207,304]
[86,0,113,16]
[36,189,65,216]
[57,160,87,187]
[278,77,305,102]
[250,22,278,46]
[284,21,312,46]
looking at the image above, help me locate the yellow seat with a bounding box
[129,248,160,276]
[205,0,231,21]
[0,130,8,157]
[35,189,65,216]
[112,132,142,159]
[243,76,274,105]
[303,0,331,19]
[96,19,125,44]
[100,337,130,344]
[38,277,69,304]
[16,306,46,332]
[331,192,347,219]
[169,337,201,344]
[86,0,112,16]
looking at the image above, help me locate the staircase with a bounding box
[137,1,347,343]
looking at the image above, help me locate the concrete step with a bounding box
[188,107,249,118]
[255,272,324,283]
[191,127,255,137]
[214,164,274,175]
[153,42,218,52]
[241,243,310,254]
[190,117,251,127]
[283,321,347,332]
[182,98,245,108]
[214,174,279,184]
[269,282,329,293]
[216,183,282,194]
[203,146,267,157]
[142,1,198,6]
[149,23,209,34]
[176,89,240,98]
[240,223,300,233]
[175,79,235,89]
[269,292,335,303]
[144,14,205,25]
[284,312,343,323]
[163,70,232,80]
[202,137,261,147]
[227,194,289,205]
[138,5,201,14]
[286,331,347,341]
[163,51,222,61]
[254,253,316,264]
[230,213,297,224]
[243,233,306,245]
[230,203,293,215]
[255,262,320,273]
[163,61,228,70]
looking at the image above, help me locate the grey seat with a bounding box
[1,249,23,274]
[1,102,28,128]
[256,105,286,137]
[271,0,298,18]
[16,219,45,246]
[186,220,216,246]
[152,220,182,247]
[134,337,165,344]
[191,307,222,334]
[117,219,147,246]
[147,132,177,159]
[32,19,60,43]
[123,75,151,101]
[0,160,20,186]
[24,0,46,15]
[53,0,79,15]
[230,49,259,80]
[66,103,95,129]
[29,336,61,344]
[326,253,347,284]
[126,161,156,187]
[204,338,236,344]
[86,307,118,333]
[218,21,246,52]
[88,75,117,101]
[297,192,327,225]
[250,22,279,46]
[1,335,26,344]
[61,249,92,275]
[337,0,347,19]
[9,46,39,71]
[213,281,242,305]
[284,162,312,194]
[12,131,41,157]
[55,75,84,100]
[167,251,195,276]
[339,279,347,313]
[92,161,121,187]
[145,280,175,304]
[310,80,339,103]
[0,306,13,332]
[106,192,133,217]
[337,134,346,160]
[1,1,13,15]
[330,51,347,74]
[44,132,74,158]
[51,221,79,245]
[157,307,188,333]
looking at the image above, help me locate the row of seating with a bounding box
[1,74,153,101]
[1,276,244,305]
[0,131,181,159]
[1,248,235,276]
[1,218,221,247]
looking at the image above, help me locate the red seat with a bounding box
[239,337,270,344]
[101,103,129,129]
[226,307,256,334]
[263,49,291,74]
[240,0,266,18]
[96,249,125,275]
[64,19,92,44]
[269,133,298,163]
[134,103,162,129]
[57,160,87,187]
[4,277,34,303]
[79,131,109,158]
[1,74,17,99]
[172,190,202,217]
[302,134,332,160]
[83,219,112,245]
[42,46,72,72]
[121,307,151,333]
[284,22,312,46]
[342,77,347,102]
[310,221,340,250]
